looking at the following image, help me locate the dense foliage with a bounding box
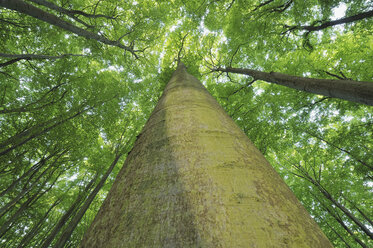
[0,0,372,247]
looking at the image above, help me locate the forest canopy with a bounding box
[0,0,372,247]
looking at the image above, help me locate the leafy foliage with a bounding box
[0,0,372,247]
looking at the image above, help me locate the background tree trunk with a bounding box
[80,63,332,247]
[0,0,137,57]
[214,66,373,106]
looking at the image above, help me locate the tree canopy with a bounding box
[0,0,372,247]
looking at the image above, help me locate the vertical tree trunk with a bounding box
[80,63,332,247]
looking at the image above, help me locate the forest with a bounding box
[0,0,372,247]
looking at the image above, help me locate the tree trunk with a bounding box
[0,79,67,114]
[80,63,332,247]
[0,0,137,57]
[0,166,61,239]
[213,66,373,106]
[0,105,87,156]
[298,10,373,33]
[28,0,113,28]
[306,131,372,171]
[0,153,48,197]
[341,194,373,227]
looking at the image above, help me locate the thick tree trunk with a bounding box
[214,67,373,106]
[80,63,332,247]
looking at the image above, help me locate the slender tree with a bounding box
[287,160,373,239]
[80,63,332,247]
[54,151,125,248]
[40,174,97,248]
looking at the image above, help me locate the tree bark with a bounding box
[213,66,373,106]
[0,0,138,57]
[80,63,332,247]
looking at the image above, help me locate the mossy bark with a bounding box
[80,63,333,247]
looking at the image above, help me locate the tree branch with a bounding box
[177,33,189,63]
[252,0,274,12]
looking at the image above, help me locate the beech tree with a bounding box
[0,0,372,247]
[81,62,333,247]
